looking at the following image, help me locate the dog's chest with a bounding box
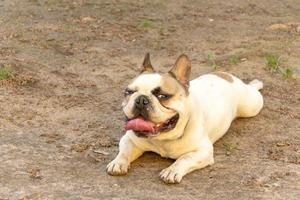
[147,135,200,159]
[150,142,179,158]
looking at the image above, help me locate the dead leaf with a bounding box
[26,168,42,179]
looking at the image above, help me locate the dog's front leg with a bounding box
[160,138,214,183]
[107,134,144,175]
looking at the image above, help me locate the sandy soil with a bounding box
[0,0,300,199]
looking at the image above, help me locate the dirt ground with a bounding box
[0,0,299,199]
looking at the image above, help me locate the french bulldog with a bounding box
[107,53,263,183]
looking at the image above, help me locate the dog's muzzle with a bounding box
[133,95,150,119]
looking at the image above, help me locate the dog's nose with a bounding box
[135,95,150,109]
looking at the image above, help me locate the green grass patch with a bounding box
[280,67,295,79]
[207,52,218,70]
[140,19,154,28]
[265,54,295,79]
[223,142,238,156]
[265,54,281,71]
[228,55,240,65]
[0,65,13,80]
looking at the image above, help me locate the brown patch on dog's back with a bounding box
[211,72,234,83]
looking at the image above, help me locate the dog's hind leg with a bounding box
[249,79,263,90]
[237,79,264,118]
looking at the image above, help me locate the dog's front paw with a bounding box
[106,159,129,176]
[159,166,184,184]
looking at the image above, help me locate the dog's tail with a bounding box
[249,79,263,90]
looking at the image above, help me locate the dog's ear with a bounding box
[169,54,191,87]
[141,53,154,73]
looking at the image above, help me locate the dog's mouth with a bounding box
[124,113,179,137]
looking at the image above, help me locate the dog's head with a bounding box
[123,53,192,140]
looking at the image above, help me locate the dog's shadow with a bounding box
[132,152,173,169]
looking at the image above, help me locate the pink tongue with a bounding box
[125,117,155,133]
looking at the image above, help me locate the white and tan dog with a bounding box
[107,53,263,183]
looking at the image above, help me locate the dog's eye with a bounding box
[124,88,134,96]
[151,87,172,100]
[157,94,172,100]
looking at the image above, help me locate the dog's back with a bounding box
[189,72,263,143]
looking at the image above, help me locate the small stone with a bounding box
[266,24,290,31]
[81,16,95,23]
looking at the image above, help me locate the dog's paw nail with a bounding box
[159,167,183,184]
[106,160,129,176]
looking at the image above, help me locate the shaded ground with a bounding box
[0,0,300,199]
